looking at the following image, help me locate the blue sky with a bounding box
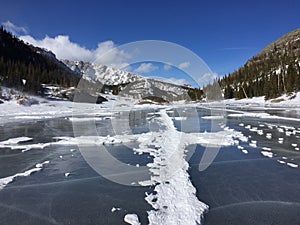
[1,0,300,86]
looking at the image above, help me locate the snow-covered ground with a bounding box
[1,86,300,124]
[0,87,143,124]
[218,92,300,108]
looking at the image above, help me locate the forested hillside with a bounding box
[219,28,300,100]
[0,27,79,94]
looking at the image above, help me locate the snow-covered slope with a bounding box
[62,60,189,101]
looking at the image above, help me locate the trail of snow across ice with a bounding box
[143,109,208,225]
[133,109,248,225]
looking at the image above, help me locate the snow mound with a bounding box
[124,214,141,225]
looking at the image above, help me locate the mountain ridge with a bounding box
[62,60,197,101]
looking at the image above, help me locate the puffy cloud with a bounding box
[197,72,218,85]
[19,34,130,68]
[20,35,92,61]
[93,41,131,68]
[178,61,191,69]
[134,63,158,73]
[1,20,28,35]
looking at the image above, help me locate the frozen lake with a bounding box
[0,106,299,225]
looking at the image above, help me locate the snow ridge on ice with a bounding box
[142,109,208,225]
[0,160,49,190]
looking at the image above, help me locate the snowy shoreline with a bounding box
[1,87,300,125]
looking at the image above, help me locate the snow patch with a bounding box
[242,149,248,154]
[0,137,32,145]
[64,173,70,177]
[201,116,224,120]
[261,151,273,158]
[111,207,121,213]
[287,163,299,168]
[124,214,141,225]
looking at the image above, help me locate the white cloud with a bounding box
[20,35,92,61]
[148,76,190,86]
[197,72,218,85]
[1,21,28,35]
[134,63,158,73]
[163,63,171,71]
[161,77,190,86]
[19,34,131,68]
[178,61,191,69]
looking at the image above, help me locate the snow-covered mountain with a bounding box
[62,60,190,101]
[62,60,140,86]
